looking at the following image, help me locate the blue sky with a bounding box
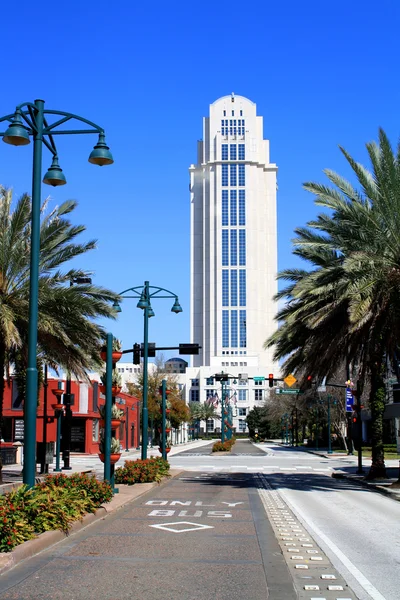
[1,0,399,360]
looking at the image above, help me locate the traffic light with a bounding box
[133,343,141,365]
[306,375,313,389]
[46,416,55,424]
[268,374,274,388]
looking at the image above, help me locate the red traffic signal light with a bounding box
[268,374,274,388]
[306,375,313,389]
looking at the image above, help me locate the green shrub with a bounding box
[0,474,113,552]
[42,473,113,507]
[0,487,35,552]
[115,457,170,485]
[212,438,236,452]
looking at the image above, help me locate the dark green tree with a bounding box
[266,129,400,479]
[0,187,119,481]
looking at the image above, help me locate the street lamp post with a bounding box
[113,281,182,460]
[0,101,113,488]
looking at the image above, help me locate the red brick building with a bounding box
[1,377,140,455]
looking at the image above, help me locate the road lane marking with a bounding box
[150,521,214,533]
[275,489,387,600]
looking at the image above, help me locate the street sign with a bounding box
[253,376,265,382]
[276,389,301,395]
[346,388,353,412]
[284,374,297,387]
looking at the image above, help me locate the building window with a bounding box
[239,119,245,136]
[240,310,247,347]
[240,110,243,116]
[191,379,199,386]
[239,164,245,186]
[230,164,237,186]
[206,419,214,432]
[230,144,237,160]
[254,389,263,402]
[255,380,263,386]
[231,310,238,347]
[239,190,245,225]
[222,270,229,306]
[238,419,246,432]
[206,389,217,401]
[92,419,99,442]
[230,190,237,226]
[230,270,237,306]
[222,190,228,226]
[239,270,246,306]
[222,310,229,347]
[238,389,247,401]
[238,408,247,416]
[232,110,234,116]
[190,389,200,402]
[222,164,228,186]
[230,230,237,265]
[206,377,214,385]
[221,119,228,136]
[238,143,245,160]
[239,230,246,265]
[222,230,229,266]
[223,110,226,116]
[222,144,228,160]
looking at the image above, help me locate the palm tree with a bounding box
[266,129,400,479]
[0,187,119,481]
[199,401,220,435]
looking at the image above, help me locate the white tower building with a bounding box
[186,94,280,434]
[190,93,278,370]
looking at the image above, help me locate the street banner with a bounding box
[346,388,353,412]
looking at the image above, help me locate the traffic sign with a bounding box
[276,389,301,395]
[253,376,265,382]
[346,388,353,412]
[284,374,297,387]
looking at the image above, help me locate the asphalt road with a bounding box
[171,441,400,600]
[1,440,399,600]
[0,471,298,600]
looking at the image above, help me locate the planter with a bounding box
[99,385,122,396]
[111,419,122,429]
[158,447,171,454]
[158,427,171,434]
[100,351,123,363]
[98,453,121,464]
[51,403,64,411]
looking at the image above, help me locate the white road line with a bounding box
[276,490,387,600]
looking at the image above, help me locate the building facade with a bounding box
[187,94,280,432]
[0,377,140,462]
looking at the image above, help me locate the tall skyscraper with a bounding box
[189,93,279,372]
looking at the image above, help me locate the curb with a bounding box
[331,471,400,502]
[0,470,181,577]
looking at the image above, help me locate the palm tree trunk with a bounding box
[367,368,387,480]
[0,342,5,484]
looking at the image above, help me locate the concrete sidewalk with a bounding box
[0,439,213,493]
